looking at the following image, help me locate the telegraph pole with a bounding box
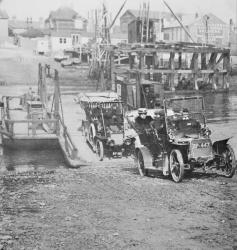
[236,0,237,51]
[205,15,209,45]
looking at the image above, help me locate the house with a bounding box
[163,13,229,47]
[0,9,8,42]
[128,18,164,43]
[9,18,42,35]
[120,9,171,33]
[45,7,88,52]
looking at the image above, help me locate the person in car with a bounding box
[150,110,166,133]
[134,108,153,131]
[134,108,154,146]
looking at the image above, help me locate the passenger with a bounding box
[134,108,153,132]
[150,110,166,133]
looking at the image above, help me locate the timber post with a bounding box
[54,70,60,136]
[223,52,231,89]
[208,52,218,89]
[38,63,42,96]
[137,51,145,108]
[192,53,199,90]
[110,50,115,91]
[169,52,175,91]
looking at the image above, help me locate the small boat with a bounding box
[72,58,81,65]
[54,54,69,62]
[61,59,73,67]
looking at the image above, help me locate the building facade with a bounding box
[0,9,8,42]
[120,9,171,34]
[163,13,229,47]
[45,7,88,51]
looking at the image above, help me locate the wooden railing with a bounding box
[58,116,78,160]
[4,119,58,136]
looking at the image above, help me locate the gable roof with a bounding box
[0,9,8,19]
[47,7,78,21]
[121,9,171,20]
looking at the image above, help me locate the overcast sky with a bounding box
[1,0,236,23]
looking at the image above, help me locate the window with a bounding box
[59,38,63,43]
[64,38,66,44]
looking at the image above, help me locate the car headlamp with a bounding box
[168,129,175,140]
[108,139,115,146]
[124,138,131,145]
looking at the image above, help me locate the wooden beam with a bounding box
[169,52,175,91]
[110,51,115,91]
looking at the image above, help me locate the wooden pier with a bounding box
[92,42,231,109]
[0,64,90,167]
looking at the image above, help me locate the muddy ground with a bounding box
[0,159,237,250]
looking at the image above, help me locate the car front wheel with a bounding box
[136,150,148,176]
[169,149,184,183]
[96,140,104,161]
[221,144,236,178]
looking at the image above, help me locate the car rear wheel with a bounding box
[169,149,184,183]
[96,140,104,161]
[136,150,147,176]
[222,144,236,178]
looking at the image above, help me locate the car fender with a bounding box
[213,137,232,154]
[135,146,153,168]
[134,135,142,148]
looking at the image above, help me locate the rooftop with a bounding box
[45,7,87,22]
[9,20,41,29]
[164,13,226,28]
[0,9,8,19]
[121,9,171,20]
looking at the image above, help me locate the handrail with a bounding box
[5,119,58,124]
[58,115,78,159]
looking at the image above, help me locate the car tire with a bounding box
[136,150,148,176]
[222,144,236,178]
[96,140,104,161]
[82,124,88,140]
[169,149,184,183]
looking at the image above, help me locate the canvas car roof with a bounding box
[78,92,121,103]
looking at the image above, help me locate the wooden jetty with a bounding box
[87,1,231,110]
[0,64,88,168]
[90,42,231,109]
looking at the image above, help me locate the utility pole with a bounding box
[236,0,237,52]
[204,15,209,45]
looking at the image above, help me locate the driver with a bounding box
[134,108,154,145]
[134,108,153,132]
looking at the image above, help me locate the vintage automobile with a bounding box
[126,96,236,182]
[78,92,135,160]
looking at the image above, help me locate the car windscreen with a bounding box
[165,98,205,134]
[165,97,204,114]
